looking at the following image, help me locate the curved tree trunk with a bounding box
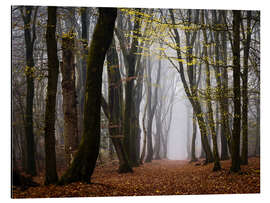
[169,9,213,164]
[58,8,117,185]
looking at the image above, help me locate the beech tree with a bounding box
[59,8,117,184]
[230,10,241,173]
[19,6,38,176]
[44,6,59,185]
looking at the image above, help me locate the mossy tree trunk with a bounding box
[58,8,117,185]
[19,6,38,176]
[61,32,79,167]
[230,10,241,173]
[44,6,59,185]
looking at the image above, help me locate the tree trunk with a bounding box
[186,106,191,160]
[190,112,198,162]
[241,11,251,165]
[58,8,117,185]
[106,38,132,173]
[254,97,260,156]
[78,7,89,141]
[230,10,241,173]
[220,10,231,159]
[61,33,79,167]
[20,6,37,176]
[169,9,213,164]
[201,10,220,171]
[44,6,59,185]
[115,9,142,167]
[140,86,148,164]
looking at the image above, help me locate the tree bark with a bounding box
[241,11,251,165]
[58,8,117,184]
[230,10,241,173]
[20,6,38,176]
[190,112,198,162]
[220,10,231,159]
[78,7,89,140]
[61,33,79,167]
[44,6,59,185]
[106,38,133,173]
[116,9,142,166]
[201,10,221,171]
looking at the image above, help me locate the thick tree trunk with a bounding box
[230,10,241,173]
[58,8,117,185]
[241,11,251,165]
[44,6,59,185]
[61,33,79,167]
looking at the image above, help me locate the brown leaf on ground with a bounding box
[12,157,260,198]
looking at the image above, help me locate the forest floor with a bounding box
[12,157,260,198]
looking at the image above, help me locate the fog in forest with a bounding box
[11,5,260,197]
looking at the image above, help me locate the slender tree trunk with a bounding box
[230,10,241,173]
[254,97,260,156]
[186,106,191,160]
[201,10,221,171]
[20,6,37,176]
[44,6,59,185]
[190,112,198,162]
[134,61,145,163]
[106,38,132,173]
[145,53,161,163]
[220,11,231,159]
[241,11,251,165]
[59,8,117,184]
[140,88,148,164]
[169,9,213,163]
[122,14,141,165]
[78,7,89,140]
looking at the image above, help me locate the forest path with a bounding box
[12,157,260,198]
